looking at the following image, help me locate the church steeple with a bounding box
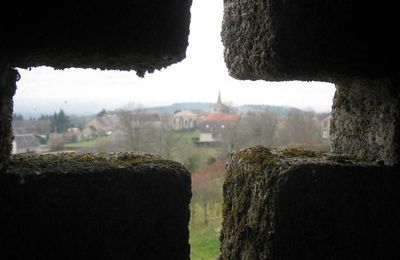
[212,90,229,113]
[217,90,222,104]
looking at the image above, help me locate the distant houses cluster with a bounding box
[11,91,332,154]
[171,91,242,145]
[82,114,118,140]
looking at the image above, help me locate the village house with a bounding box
[63,127,82,142]
[12,134,41,154]
[318,114,332,139]
[82,116,114,140]
[171,109,206,130]
[197,92,241,145]
[200,113,241,142]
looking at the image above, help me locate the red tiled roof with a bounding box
[204,113,240,122]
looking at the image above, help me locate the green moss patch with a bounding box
[8,152,183,175]
[234,146,279,171]
[281,148,323,158]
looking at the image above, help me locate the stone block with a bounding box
[0,153,191,259]
[220,146,400,259]
[331,79,400,165]
[1,0,193,75]
[222,0,398,81]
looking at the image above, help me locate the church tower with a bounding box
[217,90,222,105]
[212,90,229,113]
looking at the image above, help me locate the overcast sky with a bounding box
[14,0,335,116]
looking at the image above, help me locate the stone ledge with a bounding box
[1,0,192,76]
[0,153,191,259]
[222,0,398,82]
[220,146,400,259]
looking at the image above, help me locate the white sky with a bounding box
[14,0,335,116]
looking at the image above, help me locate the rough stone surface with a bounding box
[331,79,400,165]
[222,0,398,82]
[0,67,19,171]
[0,153,191,259]
[220,146,400,259]
[1,0,192,76]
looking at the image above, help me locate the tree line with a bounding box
[221,108,329,153]
[13,109,73,135]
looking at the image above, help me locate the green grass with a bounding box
[189,203,222,260]
[181,130,200,143]
[190,224,221,260]
[64,136,108,149]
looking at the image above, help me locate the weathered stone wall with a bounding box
[0,67,19,171]
[0,153,191,259]
[220,146,400,259]
[221,1,400,259]
[331,79,400,165]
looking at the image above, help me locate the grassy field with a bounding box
[190,223,221,260]
[64,136,108,149]
[190,203,222,260]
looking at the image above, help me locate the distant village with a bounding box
[12,92,331,155]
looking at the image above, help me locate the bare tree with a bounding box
[114,109,185,156]
[221,120,241,153]
[240,110,278,147]
[191,160,225,226]
[151,113,184,159]
[277,108,321,146]
[115,107,149,151]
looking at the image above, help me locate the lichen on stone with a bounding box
[233,145,279,172]
[281,148,323,158]
[7,152,184,175]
